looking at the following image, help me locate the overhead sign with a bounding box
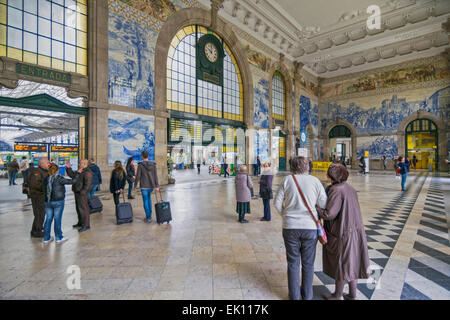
[16,63,71,84]
[14,145,47,152]
[51,146,79,153]
[364,150,369,157]
[312,161,332,170]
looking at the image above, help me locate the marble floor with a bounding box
[0,169,448,300]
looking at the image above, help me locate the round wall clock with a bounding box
[204,42,218,63]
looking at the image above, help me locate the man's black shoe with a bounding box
[78,226,90,233]
[73,223,82,228]
[128,196,135,199]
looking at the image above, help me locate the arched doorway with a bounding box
[328,125,352,165]
[405,119,438,170]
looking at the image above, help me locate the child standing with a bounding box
[235,165,253,223]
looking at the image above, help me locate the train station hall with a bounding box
[0,0,449,303]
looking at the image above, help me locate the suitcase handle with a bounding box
[155,189,164,203]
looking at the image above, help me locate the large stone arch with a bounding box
[323,119,357,167]
[397,110,447,171]
[153,7,254,179]
[154,7,253,123]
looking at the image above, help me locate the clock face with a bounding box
[204,42,218,63]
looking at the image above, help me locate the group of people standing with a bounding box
[26,158,101,243]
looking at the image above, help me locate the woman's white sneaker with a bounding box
[56,237,68,244]
[43,237,54,244]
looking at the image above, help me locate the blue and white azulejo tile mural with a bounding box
[299,95,318,135]
[356,136,398,159]
[108,110,155,166]
[254,78,269,128]
[108,1,158,110]
[254,130,270,162]
[320,86,449,135]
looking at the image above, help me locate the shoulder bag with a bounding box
[291,174,327,245]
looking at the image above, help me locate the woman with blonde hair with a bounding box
[235,165,253,223]
[42,163,77,244]
[110,160,127,205]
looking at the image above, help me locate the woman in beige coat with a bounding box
[316,164,370,300]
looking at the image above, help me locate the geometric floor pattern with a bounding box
[313,172,429,300]
[400,176,450,300]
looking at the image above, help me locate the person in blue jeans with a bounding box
[135,151,159,223]
[397,156,409,191]
[259,162,273,221]
[42,163,77,244]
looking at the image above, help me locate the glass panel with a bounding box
[38,17,50,37]
[65,8,76,28]
[65,26,75,44]
[52,3,64,24]
[23,32,37,52]
[8,7,23,29]
[52,22,63,41]
[38,35,50,55]
[52,40,63,59]
[8,0,23,10]
[38,0,51,19]
[24,12,37,33]
[24,0,38,14]
[7,27,22,49]
[64,43,75,62]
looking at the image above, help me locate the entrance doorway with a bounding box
[272,129,287,172]
[328,125,352,166]
[0,89,87,175]
[405,119,438,170]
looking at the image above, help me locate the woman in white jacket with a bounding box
[274,156,327,300]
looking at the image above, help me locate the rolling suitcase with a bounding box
[88,195,103,214]
[155,190,172,225]
[116,193,133,225]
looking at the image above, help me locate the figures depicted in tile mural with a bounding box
[299,95,319,135]
[247,49,272,72]
[254,79,270,129]
[108,111,155,166]
[320,86,449,135]
[356,136,398,159]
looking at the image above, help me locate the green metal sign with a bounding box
[16,63,71,84]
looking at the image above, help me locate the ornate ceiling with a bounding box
[200,0,450,78]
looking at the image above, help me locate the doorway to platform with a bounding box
[328,125,352,166]
[405,119,438,170]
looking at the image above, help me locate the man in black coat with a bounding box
[29,158,50,238]
[66,159,93,232]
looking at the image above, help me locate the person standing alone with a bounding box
[259,162,273,221]
[135,151,159,223]
[126,158,136,199]
[110,161,127,205]
[29,158,50,238]
[397,156,409,191]
[66,159,93,232]
[7,158,19,186]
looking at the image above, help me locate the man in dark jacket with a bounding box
[66,159,93,232]
[29,158,50,238]
[88,158,102,198]
[7,158,19,185]
[135,151,159,223]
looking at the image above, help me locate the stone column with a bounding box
[87,0,110,187]
[155,110,170,185]
[210,0,224,29]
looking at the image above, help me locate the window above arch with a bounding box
[166,25,243,122]
[329,125,351,138]
[406,119,437,133]
[272,71,285,121]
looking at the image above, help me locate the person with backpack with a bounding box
[126,158,136,199]
[259,162,273,221]
[42,163,77,244]
[88,158,102,198]
[135,151,159,223]
[235,165,253,223]
[110,161,127,205]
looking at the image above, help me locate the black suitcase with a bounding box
[154,190,172,225]
[88,195,103,214]
[116,194,133,225]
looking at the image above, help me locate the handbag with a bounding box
[291,174,327,245]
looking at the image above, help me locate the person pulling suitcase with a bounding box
[135,151,159,223]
